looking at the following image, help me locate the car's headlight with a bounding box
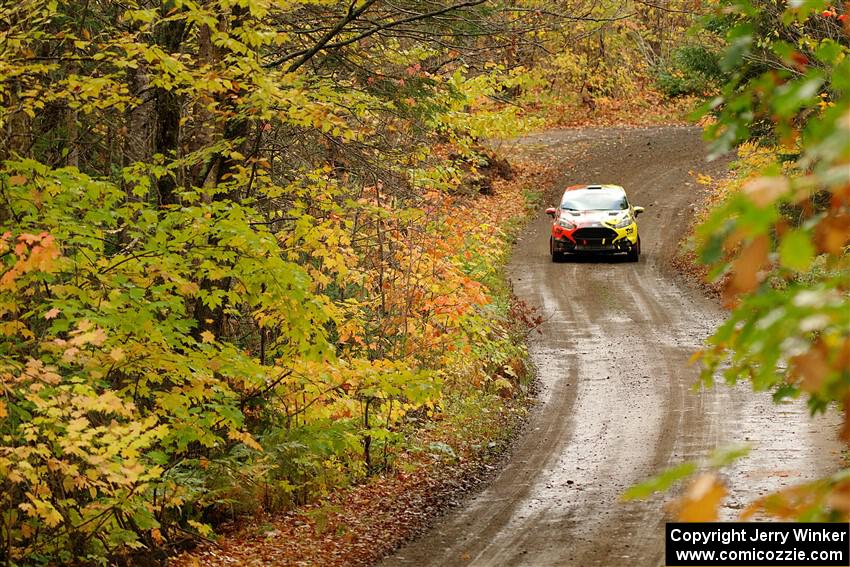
[558,218,576,229]
[610,216,633,229]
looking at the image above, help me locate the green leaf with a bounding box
[721,29,753,72]
[814,40,844,66]
[708,444,751,468]
[131,508,159,530]
[779,230,815,272]
[622,462,697,501]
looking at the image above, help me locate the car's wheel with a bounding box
[550,237,562,262]
[627,237,641,262]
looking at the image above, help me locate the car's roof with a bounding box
[563,183,625,194]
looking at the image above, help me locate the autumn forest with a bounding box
[0,0,848,565]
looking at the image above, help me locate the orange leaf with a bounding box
[676,473,726,522]
[723,235,769,306]
[743,176,789,207]
[743,483,822,520]
[826,479,850,517]
[814,212,850,255]
[789,339,830,393]
[841,393,850,443]
[688,350,703,366]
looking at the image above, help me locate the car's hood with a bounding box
[561,209,630,227]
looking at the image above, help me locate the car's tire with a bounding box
[627,237,641,262]
[550,238,562,262]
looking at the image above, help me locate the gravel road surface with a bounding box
[380,126,842,567]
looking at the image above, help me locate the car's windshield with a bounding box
[561,190,628,211]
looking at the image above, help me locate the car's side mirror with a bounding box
[633,206,645,216]
[545,207,558,217]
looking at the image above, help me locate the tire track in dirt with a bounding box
[380,126,842,567]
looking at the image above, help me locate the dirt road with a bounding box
[381,127,842,567]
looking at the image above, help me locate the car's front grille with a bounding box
[573,227,618,243]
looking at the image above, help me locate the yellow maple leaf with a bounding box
[109,347,126,362]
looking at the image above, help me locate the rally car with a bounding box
[545,184,644,262]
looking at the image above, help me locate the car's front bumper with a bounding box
[553,238,635,254]
[553,223,638,253]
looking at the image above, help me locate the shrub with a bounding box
[655,46,724,97]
